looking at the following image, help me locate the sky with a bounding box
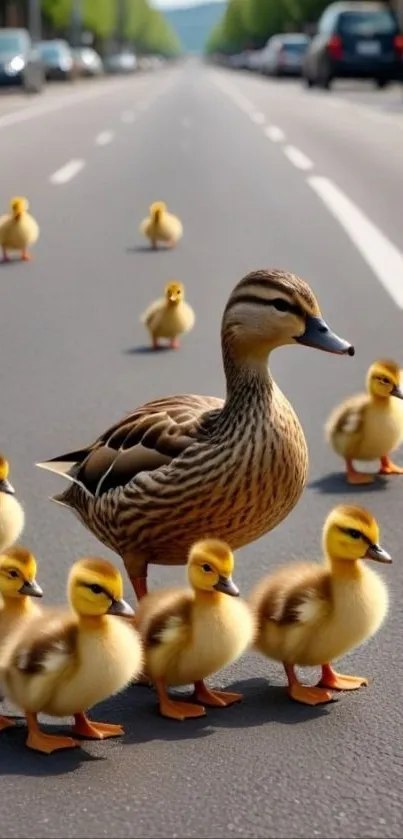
[152,0,224,9]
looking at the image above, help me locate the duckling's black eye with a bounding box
[202,564,212,573]
[271,298,290,312]
[9,570,19,578]
[90,584,103,595]
[347,529,362,540]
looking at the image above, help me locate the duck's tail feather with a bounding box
[36,448,89,481]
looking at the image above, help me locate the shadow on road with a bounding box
[308,472,388,494]
[123,344,173,354]
[126,245,172,254]
[0,724,104,777]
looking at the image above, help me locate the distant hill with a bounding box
[162,2,226,54]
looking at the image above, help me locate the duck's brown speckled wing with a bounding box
[50,394,224,498]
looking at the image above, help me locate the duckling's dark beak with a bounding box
[391,383,403,399]
[19,579,43,597]
[0,478,15,495]
[107,598,134,616]
[213,575,239,597]
[296,315,355,356]
[365,543,392,564]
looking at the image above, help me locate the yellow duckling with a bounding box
[0,455,25,553]
[325,359,403,484]
[134,539,254,720]
[139,201,183,249]
[249,505,391,706]
[0,546,43,731]
[0,196,40,262]
[0,557,143,754]
[141,281,195,350]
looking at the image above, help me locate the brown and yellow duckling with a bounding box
[0,455,25,553]
[249,505,391,706]
[0,196,39,262]
[0,557,143,754]
[37,269,354,603]
[0,546,43,731]
[139,201,183,249]
[326,359,403,484]
[141,281,195,350]
[134,539,254,720]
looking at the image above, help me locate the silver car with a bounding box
[260,34,310,77]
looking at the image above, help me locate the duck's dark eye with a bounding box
[90,584,103,595]
[271,298,290,312]
[202,564,212,573]
[9,570,19,579]
[347,529,362,540]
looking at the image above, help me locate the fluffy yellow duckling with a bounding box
[141,281,195,350]
[249,505,391,706]
[134,539,254,720]
[0,455,25,553]
[0,546,43,731]
[0,196,39,262]
[0,557,143,754]
[139,201,183,249]
[325,359,403,484]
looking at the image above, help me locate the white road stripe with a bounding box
[95,130,114,146]
[49,159,85,185]
[251,111,265,125]
[284,145,313,171]
[264,125,285,142]
[308,175,403,309]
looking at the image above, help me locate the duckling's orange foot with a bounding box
[21,250,32,261]
[159,697,206,721]
[379,456,403,475]
[152,338,160,350]
[0,714,16,731]
[170,338,180,350]
[27,731,79,754]
[288,683,335,706]
[1,250,10,263]
[319,665,368,691]
[73,713,124,739]
[193,681,243,707]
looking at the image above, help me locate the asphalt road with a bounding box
[0,60,402,839]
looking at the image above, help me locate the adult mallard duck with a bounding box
[37,269,354,601]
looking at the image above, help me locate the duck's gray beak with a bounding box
[391,383,403,399]
[296,315,355,356]
[19,579,43,598]
[365,543,392,564]
[213,575,239,597]
[107,598,134,616]
[0,478,15,495]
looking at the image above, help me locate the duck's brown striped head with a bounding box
[222,269,354,357]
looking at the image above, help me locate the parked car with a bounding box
[302,1,403,89]
[247,49,265,71]
[0,28,44,93]
[38,39,75,82]
[73,47,103,77]
[260,34,310,76]
[104,51,137,74]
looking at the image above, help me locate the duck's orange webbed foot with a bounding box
[193,680,243,707]
[26,713,78,754]
[318,663,368,691]
[1,249,10,263]
[73,713,124,739]
[21,249,32,261]
[156,679,206,720]
[284,663,335,706]
[345,459,375,485]
[0,714,16,731]
[170,337,180,350]
[131,575,148,601]
[379,456,403,475]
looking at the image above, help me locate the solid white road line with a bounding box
[264,125,285,142]
[95,130,114,146]
[284,145,313,171]
[49,159,85,185]
[308,175,403,309]
[251,111,265,125]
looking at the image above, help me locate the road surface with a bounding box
[0,61,402,839]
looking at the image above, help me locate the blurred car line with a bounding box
[0,26,171,96]
[214,1,403,91]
